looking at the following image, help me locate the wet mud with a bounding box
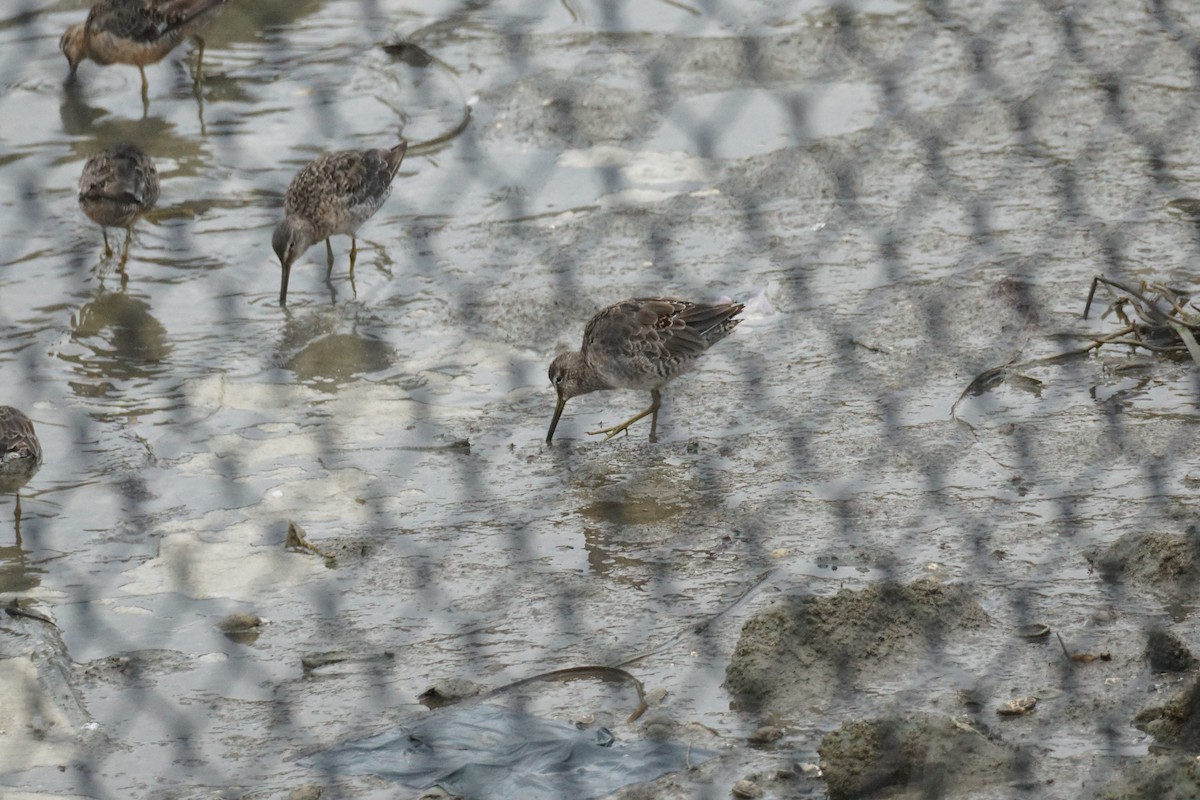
[4,0,1200,798]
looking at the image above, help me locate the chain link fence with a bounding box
[2,0,1200,798]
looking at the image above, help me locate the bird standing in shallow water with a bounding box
[546,298,744,444]
[78,142,160,269]
[0,407,42,527]
[274,140,408,306]
[59,0,227,102]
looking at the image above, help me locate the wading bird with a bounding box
[60,0,228,100]
[0,406,42,528]
[274,140,408,306]
[78,142,160,268]
[546,298,744,444]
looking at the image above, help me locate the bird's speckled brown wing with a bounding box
[86,0,223,44]
[0,406,42,479]
[582,298,743,382]
[79,143,159,204]
[283,145,405,238]
[78,143,159,227]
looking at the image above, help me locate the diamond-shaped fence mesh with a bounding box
[3,0,1200,798]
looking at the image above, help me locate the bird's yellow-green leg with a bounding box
[349,237,358,275]
[325,238,334,276]
[13,492,22,546]
[588,389,662,443]
[118,228,133,276]
[102,228,112,257]
[193,36,206,86]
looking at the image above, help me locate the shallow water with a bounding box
[3,0,1200,797]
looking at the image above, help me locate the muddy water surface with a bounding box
[2,0,1200,798]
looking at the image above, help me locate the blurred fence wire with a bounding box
[2,0,1200,798]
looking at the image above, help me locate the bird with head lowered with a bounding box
[546,298,744,444]
[274,140,408,306]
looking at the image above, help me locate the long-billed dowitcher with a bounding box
[60,0,227,99]
[0,407,42,525]
[78,142,160,267]
[546,298,744,444]
[274,140,408,306]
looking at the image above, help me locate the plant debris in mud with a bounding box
[1055,632,1111,664]
[953,275,1200,417]
[418,666,655,725]
[1083,276,1200,362]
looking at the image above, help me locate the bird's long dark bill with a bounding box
[279,263,291,306]
[546,395,567,443]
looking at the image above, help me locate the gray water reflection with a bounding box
[0,549,43,593]
[284,332,397,386]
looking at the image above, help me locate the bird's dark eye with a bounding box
[554,374,564,385]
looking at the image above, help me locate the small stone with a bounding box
[418,678,485,708]
[301,652,347,672]
[748,725,783,745]
[640,710,677,740]
[381,41,434,68]
[644,687,668,705]
[997,696,1037,716]
[286,520,332,557]
[217,612,262,633]
[957,688,983,712]
[287,785,323,800]
[285,520,309,548]
[732,779,763,798]
[1146,629,1194,673]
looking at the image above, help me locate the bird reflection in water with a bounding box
[66,289,172,388]
[277,305,396,389]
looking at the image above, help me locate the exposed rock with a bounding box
[1096,755,1200,800]
[1134,677,1200,747]
[218,611,263,643]
[217,611,263,632]
[818,715,1015,800]
[725,578,986,712]
[731,778,763,798]
[1091,530,1200,593]
[1146,629,1194,673]
[287,785,324,800]
[747,725,783,746]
